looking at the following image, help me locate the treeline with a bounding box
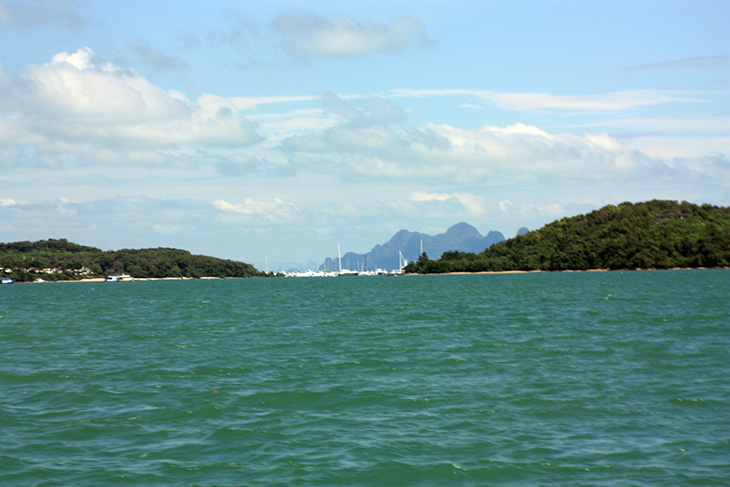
[405,200,730,274]
[0,239,266,282]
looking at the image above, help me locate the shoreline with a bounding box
[5,266,726,283]
[10,276,226,284]
[431,266,726,276]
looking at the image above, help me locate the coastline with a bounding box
[6,266,726,283]
[417,266,726,276]
[13,276,226,284]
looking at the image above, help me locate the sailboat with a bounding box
[389,251,407,275]
[337,243,358,276]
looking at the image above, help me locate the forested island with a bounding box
[4,200,728,282]
[405,200,730,274]
[0,240,266,282]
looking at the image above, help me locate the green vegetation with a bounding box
[405,200,730,274]
[0,239,266,282]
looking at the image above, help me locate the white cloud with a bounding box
[626,136,730,160]
[320,92,405,128]
[279,96,689,187]
[410,191,486,215]
[231,94,320,110]
[250,108,337,142]
[411,191,452,203]
[282,118,671,184]
[383,88,712,112]
[1,198,17,206]
[271,12,432,59]
[56,197,76,215]
[499,200,512,212]
[213,198,298,222]
[520,203,565,219]
[569,114,730,158]
[0,47,261,167]
[486,90,708,112]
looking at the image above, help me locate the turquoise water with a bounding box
[1,270,728,486]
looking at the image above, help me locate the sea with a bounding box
[1,269,728,486]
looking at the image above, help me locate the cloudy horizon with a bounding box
[1,1,728,270]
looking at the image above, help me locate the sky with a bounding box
[1,0,728,270]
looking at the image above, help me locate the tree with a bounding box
[404,200,730,274]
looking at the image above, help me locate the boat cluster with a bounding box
[284,245,409,277]
[283,268,403,278]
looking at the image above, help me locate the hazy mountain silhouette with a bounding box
[321,222,505,272]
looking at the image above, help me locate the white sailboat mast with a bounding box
[337,243,342,273]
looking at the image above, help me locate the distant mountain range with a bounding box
[321,222,523,272]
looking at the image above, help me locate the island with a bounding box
[404,200,730,274]
[0,240,267,282]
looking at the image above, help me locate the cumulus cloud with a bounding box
[282,108,668,184]
[1,198,18,206]
[0,47,261,167]
[271,11,433,59]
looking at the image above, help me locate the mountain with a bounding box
[405,200,730,273]
[321,222,505,272]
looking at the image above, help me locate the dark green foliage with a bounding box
[404,200,730,274]
[0,239,264,282]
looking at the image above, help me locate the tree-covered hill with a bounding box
[405,200,730,274]
[0,239,266,281]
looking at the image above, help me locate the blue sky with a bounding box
[1,0,728,270]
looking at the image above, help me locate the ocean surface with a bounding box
[1,270,728,486]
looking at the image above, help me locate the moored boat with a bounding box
[336,243,359,276]
[105,273,134,282]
